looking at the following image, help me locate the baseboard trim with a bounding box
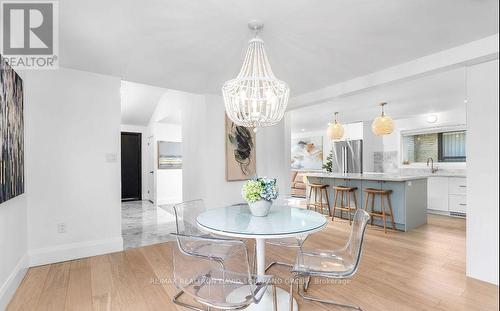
[0,253,29,311]
[427,209,451,216]
[29,236,124,267]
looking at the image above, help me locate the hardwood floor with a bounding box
[8,214,499,310]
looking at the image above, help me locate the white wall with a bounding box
[154,123,182,204]
[182,94,289,208]
[145,90,191,205]
[0,68,28,309]
[466,59,499,285]
[120,124,149,200]
[255,112,290,198]
[180,91,208,204]
[362,121,383,172]
[25,68,123,266]
[0,196,28,310]
[203,94,253,207]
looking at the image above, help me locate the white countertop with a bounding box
[304,172,430,182]
[424,173,467,178]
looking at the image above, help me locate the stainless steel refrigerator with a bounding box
[331,140,363,174]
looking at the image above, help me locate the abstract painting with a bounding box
[1,56,24,204]
[291,136,323,170]
[158,141,182,169]
[225,114,256,181]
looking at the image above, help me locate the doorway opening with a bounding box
[121,132,142,201]
[120,80,183,249]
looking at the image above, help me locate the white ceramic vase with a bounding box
[248,200,272,217]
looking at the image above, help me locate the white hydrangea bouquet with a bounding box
[242,177,279,217]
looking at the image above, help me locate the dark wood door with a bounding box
[121,132,142,201]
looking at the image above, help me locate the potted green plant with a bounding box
[242,178,279,217]
[323,150,333,173]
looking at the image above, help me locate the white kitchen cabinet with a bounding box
[427,177,449,212]
[427,176,467,216]
[449,177,467,195]
[449,194,467,213]
[448,177,467,214]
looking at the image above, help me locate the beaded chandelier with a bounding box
[222,20,290,129]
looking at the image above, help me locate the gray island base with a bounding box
[304,173,428,232]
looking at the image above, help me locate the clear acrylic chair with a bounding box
[173,199,210,237]
[173,199,241,260]
[288,208,371,311]
[265,195,309,273]
[172,233,277,311]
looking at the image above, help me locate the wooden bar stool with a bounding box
[332,186,358,224]
[307,183,331,215]
[364,188,396,233]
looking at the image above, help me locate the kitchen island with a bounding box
[304,173,428,231]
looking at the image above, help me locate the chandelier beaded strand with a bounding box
[222,20,290,129]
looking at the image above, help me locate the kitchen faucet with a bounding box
[426,158,438,173]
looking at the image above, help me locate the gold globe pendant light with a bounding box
[327,112,344,140]
[372,102,395,136]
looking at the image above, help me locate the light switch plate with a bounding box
[57,223,66,233]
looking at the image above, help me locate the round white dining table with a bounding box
[197,204,327,311]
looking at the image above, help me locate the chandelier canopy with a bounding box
[222,21,290,129]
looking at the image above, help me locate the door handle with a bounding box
[149,171,154,174]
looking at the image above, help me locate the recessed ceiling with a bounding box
[60,0,498,96]
[120,81,167,125]
[289,67,467,132]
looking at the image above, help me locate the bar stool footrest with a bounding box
[369,211,393,217]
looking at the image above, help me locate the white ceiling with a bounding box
[157,110,182,125]
[120,81,167,125]
[289,67,467,132]
[60,0,498,96]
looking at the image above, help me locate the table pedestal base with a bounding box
[227,287,298,311]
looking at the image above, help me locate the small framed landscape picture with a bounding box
[157,141,182,169]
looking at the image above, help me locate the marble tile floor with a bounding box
[121,200,177,250]
[121,197,307,249]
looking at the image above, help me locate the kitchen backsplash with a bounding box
[374,151,398,173]
[373,151,467,176]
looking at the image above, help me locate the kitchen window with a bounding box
[402,130,466,163]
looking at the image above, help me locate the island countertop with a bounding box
[303,172,429,182]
